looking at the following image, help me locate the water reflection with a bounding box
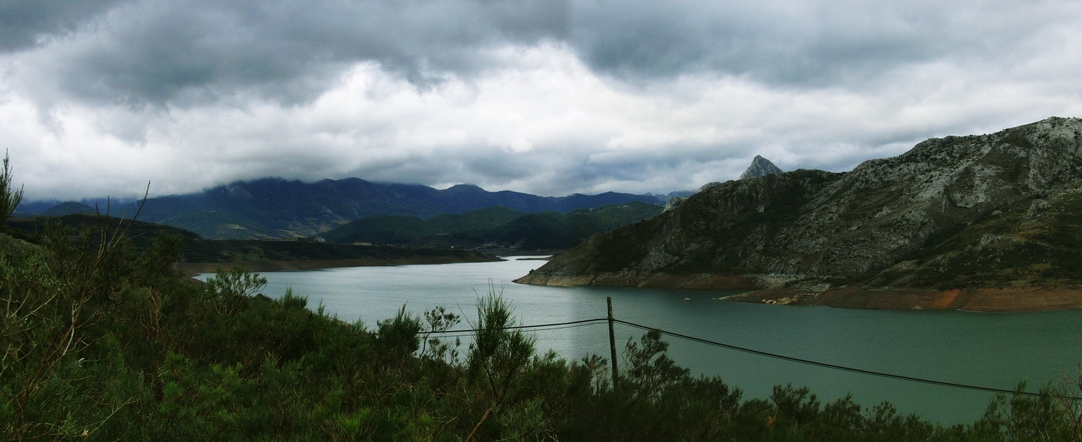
[200,258,1082,425]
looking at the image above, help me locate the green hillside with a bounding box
[320,215,444,245]
[518,117,1082,311]
[0,220,1071,440]
[3,214,495,268]
[21,179,669,240]
[321,201,664,251]
[0,156,1074,439]
[427,206,524,232]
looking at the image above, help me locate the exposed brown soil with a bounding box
[517,271,1082,312]
[177,254,502,275]
[512,272,759,290]
[724,286,1082,312]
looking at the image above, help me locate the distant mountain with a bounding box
[12,200,60,216]
[42,202,96,216]
[6,213,203,251]
[517,117,1082,311]
[739,155,783,180]
[321,201,664,252]
[3,214,495,269]
[22,179,666,240]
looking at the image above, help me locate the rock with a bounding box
[739,155,784,180]
[663,196,686,212]
[518,117,1082,310]
[226,185,253,200]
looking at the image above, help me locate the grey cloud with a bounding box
[7,0,1082,203]
[0,0,130,52]
[567,0,1078,88]
[350,142,739,196]
[15,0,1080,108]
[26,0,569,106]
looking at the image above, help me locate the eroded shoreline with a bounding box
[515,272,1082,312]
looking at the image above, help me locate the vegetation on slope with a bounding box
[5,145,1082,439]
[18,178,667,240]
[4,214,495,269]
[4,219,1082,440]
[524,117,1082,296]
[867,182,1082,290]
[321,201,664,251]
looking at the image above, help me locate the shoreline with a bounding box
[515,272,1082,312]
[722,286,1082,312]
[177,254,503,274]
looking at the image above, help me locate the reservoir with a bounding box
[203,257,1082,426]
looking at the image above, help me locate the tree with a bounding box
[0,150,23,225]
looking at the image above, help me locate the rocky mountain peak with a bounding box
[515,117,1082,311]
[739,155,783,180]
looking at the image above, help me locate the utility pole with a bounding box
[607,296,619,389]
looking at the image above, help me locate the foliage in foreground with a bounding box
[4,222,1082,440]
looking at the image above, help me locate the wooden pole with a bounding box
[607,296,619,389]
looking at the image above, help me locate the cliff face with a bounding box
[516,117,1082,310]
[739,155,783,180]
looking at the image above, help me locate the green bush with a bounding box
[4,215,1082,440]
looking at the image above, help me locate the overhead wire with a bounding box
[400,313,1077,400]
[424,321,607,338]
[422,317,609,336]
[613,318,1075,400]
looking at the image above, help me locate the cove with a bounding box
[200,257,1082,426]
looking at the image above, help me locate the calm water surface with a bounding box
[202,258,1082,425]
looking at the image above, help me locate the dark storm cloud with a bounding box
[15,0,1076,107]
[566,0,1069,87]
[5,0,1081,201]
[26,0,570,106]
[0,0,130,51]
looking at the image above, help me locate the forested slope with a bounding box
[1,223,1080,440]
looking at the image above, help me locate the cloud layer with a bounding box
[3,0,1082,201]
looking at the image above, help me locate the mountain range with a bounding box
[517,117,1082,311]
[320,202,664,251]
[2,214,499,272]
[17,179,679,240]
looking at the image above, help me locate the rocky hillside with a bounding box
[516,117,1082,311]
[739,155,783,179]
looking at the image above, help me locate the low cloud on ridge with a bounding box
[2,0,1081,201]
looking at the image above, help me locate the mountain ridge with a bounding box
[516,117,1082,311]
[19,178,673,240]
[320,201,664,252]
[739,155,783,180]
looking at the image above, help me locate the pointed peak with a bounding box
[739,156,783,180]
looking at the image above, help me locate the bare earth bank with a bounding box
[514,273,1082,312]
[723,286,1082,312]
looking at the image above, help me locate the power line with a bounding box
[613,318,1069,399]
[423,317,609,335]
[409,314,1075,400]
[425,320,608,338]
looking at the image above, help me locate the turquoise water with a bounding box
[200,258,1082,425]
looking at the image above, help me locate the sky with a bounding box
[2,0,1082,202]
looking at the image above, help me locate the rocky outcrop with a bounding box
[516,117,1082,310]
[739,155,783,180]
